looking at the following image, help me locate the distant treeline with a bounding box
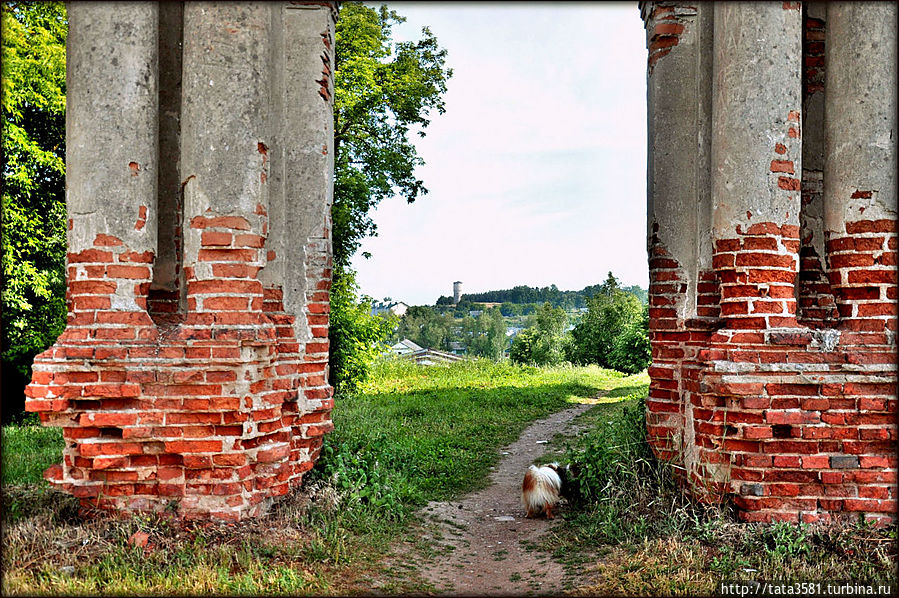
[437,278,647,309]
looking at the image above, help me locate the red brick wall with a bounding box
[648,220,897,524]
[25,209,334,521]
[644,1,897,525]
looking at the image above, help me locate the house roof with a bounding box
[391,338,424,352]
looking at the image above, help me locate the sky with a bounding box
[351,2,648,306]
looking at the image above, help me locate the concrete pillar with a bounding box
[261,2,336,348]
[65,3,158,319]
[645,2,714,322]
[26,2,337,521]
[179,4,273,336]
[711,2,803,330]
[824,2,898,333]
[642,1,714,481]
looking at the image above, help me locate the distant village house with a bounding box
[372,301,409,317]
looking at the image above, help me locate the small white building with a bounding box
[390,338,424,355]
[372,301,409,317]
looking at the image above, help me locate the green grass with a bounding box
[318,358,639,508]
[1,424,63,484]
[1,358,636,595]
[540,391,899,595]
[7,359,891,596]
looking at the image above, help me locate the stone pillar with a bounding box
[642,1,714,480]
[711,2,803,331]
[26,2,337,521]
[824,2,898,338]
[64,2,159,332]
[643,1,898,525]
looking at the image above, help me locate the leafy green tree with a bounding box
[465,309,506,360]
[568,288,644,369]
[393,305,454,350]
[1,2,68,418]
[328,3,451,388]
[510,302,567,366]
[509,328,538,365]
[328,267,396,393]
[332,2,452,268]
[608,303,651,374]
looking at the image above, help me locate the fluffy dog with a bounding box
[522,462,567,519]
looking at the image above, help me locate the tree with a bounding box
[332,3,452,268]
[465,309,506,360]
[568,288,644,369]
[510,302,568,366]
[608,303,651,374]
[393,305,453,350]
[328,3,451,389]
[328,270,396,393]
[1,2,68,419]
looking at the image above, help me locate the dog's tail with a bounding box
[522,464,562,514]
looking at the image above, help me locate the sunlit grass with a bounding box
[1,424,63,484]
[2,359,638,595]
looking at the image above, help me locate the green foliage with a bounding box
[761,521,811,559]
[608,304,651,374]
[1,423,63,484]
[392,305,454,350]
[566,393,652,504]
[314,440,403,520]
[1,2,68,381]
[510,302,568,366]
[332,2,452,269]
[327,267,396,393]
[568,274,645,370]
[463,309,506,360]
[328,3,451,386]
[459,278,648,310]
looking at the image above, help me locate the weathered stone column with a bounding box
[26,2,337,521]
[64,2,159,332]
[641,1,714,480]
[179,4,273,336]
[824,2,898,338]
[711,2,803,331]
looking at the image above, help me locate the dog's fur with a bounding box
[522,463,567,519]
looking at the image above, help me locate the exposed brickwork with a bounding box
[643,2,897,524]
[648,222,897,524]
[24,1,338,521]
[644,3,695,74]
[25,210,334,521]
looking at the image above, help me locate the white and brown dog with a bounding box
[522,462,568,519]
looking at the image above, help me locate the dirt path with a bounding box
[380,401,594,596]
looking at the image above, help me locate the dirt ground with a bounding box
[379,401,594,596]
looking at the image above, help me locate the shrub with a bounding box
[566,392,653,503]
[327,267,395,393]
[608,306,651,374]
[510,302,567,366]
[568,289,643,369]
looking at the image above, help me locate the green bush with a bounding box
[566,393,653,503]
[608,306,651,374]
[510,302,567,366]
[327,267,395,393]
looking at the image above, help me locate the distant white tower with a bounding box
[453,281,463,304]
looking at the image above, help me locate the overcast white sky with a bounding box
[351,2,648,305]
